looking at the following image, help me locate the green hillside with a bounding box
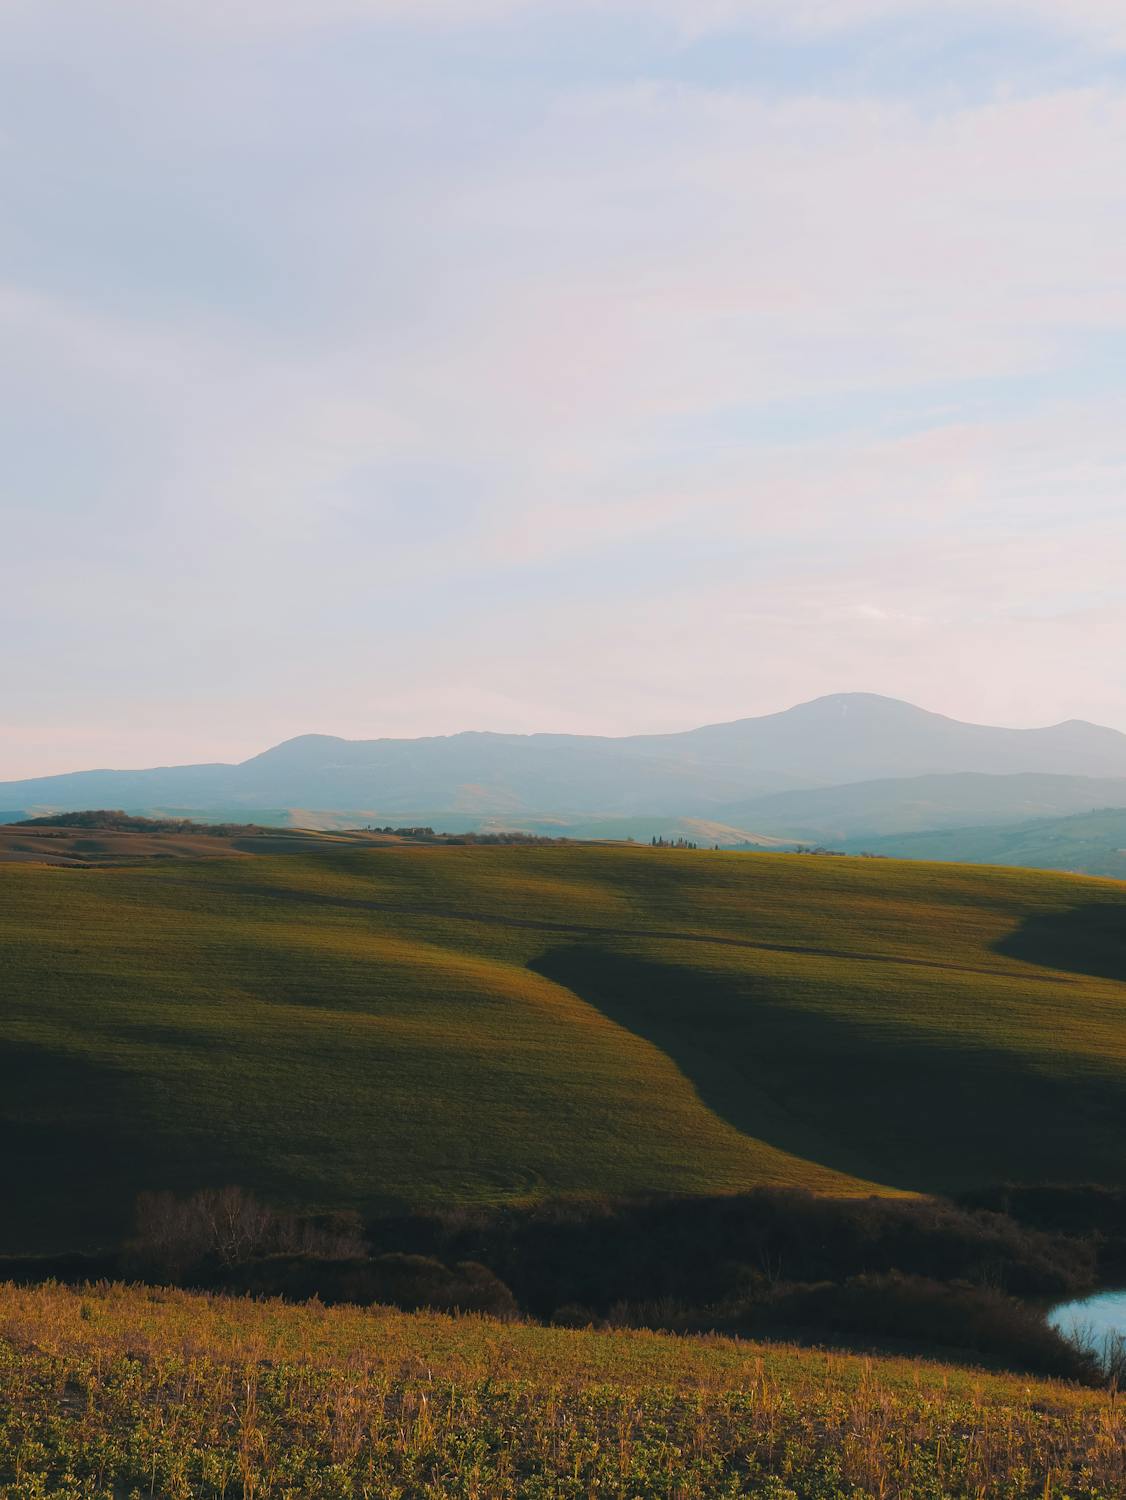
[845,806,1126,878]
[3,843,1126,1250]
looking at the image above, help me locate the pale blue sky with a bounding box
[2,0,1125,776]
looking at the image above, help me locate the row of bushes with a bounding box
[958,1183,1126,1276]
[581,1273,1097,1382]
[16,811,270,835]
[4,1185,1109,1384]
[122,1188,517,1318]
[364,1187,1098,1313]
[222,1252,517,1317]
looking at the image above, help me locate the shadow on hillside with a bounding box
[994,903,1126,984]
[0,1044,177,1252]
[0,1041,334,1255]
[529,945,1126,1194]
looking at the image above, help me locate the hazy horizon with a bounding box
[3,1,1124,780]
[7,687,1126,783]
[3,690,1126,786]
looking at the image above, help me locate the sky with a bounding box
[1,0,1125,777]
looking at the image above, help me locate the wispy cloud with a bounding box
[44,0,1126,42]
[0,0,1123,774]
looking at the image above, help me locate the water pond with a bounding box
[1049,1289,1126,1368]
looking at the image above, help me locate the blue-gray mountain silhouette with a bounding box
[3,694,1126,829]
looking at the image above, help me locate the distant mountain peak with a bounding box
[2,694,1124,825]
[240,733,349,765]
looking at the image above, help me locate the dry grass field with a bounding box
[1,1279,1123,1498]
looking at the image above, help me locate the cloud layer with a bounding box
[0,0,1123,775]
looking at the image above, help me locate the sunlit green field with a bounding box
[1,1279,1123,1499]
[2,843,1126,1249]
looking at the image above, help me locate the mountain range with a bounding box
[4,694,1126,856]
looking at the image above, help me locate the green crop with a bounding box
[2,844,1125,1250]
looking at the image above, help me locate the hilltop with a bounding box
[2,840,1125,1252]
[0,813,569,868]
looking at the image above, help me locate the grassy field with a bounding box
[2,842,1126,1250]
[1,1279,1123,1498]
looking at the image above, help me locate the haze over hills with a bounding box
[4,695,1126,837]
[842,805,1126,879]
[715,771,1126,843]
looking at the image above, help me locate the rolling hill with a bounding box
[3,840,1126,1253]
[714,771,1126,844]
[844,806,1126,878]
[3,693,1126,823]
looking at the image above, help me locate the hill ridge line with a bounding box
[222,881,1078,984]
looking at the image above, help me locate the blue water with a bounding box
[1049,1290,1126,1363]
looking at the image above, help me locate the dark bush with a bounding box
[369,1188,1095,1316]
[222,1252,517,1318]
[16,810,269,835]
[750,1273,1100,1383]
[959,1184,1126,1276]
[0,1252,121,1285]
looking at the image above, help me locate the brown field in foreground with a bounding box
[1,1280,1124,1498]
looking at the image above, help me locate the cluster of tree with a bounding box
[361,825,438,837]
[649,835,700,849]
[358,826,568,845]
[789,847,889,859]
[17,810,575,847]
[443,832,569,846]
[17,810,270,835]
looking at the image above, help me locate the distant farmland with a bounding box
[2,841,1125,1250]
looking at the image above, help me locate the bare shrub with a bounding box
[1104,1330,1126,1389]
[127,1187,367,1278]
[1061,1319,1126,1390]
